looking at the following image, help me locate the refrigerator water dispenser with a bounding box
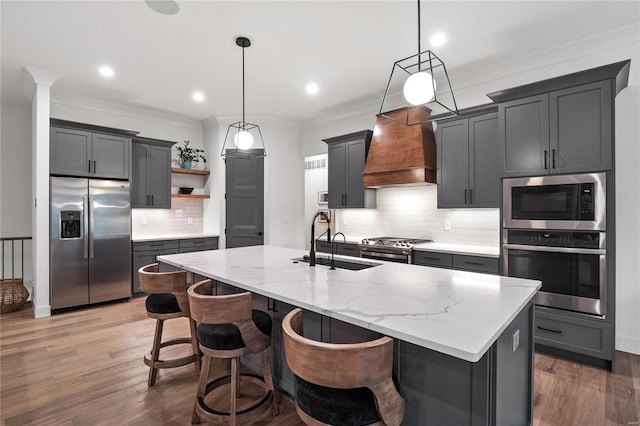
[60,211,81,239]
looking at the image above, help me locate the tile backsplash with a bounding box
[131,198,204,236]
[335,185,500,246]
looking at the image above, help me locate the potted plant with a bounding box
[176,140,207,169]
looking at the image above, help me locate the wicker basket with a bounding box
[0,278,29,314]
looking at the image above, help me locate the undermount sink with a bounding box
[293,256,381,271]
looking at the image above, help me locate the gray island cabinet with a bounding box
[158,245,540,425]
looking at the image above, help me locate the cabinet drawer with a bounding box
[336,243,360,257]
[179,237,219,251]
[412,251,452,268]
[452,255,499,274]
[132,240,179,252]
[315,240,331,253]
[535,310,613,359]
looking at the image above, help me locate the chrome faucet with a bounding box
[330,232,346,270]
[309,211,331,267]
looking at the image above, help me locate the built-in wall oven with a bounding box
[502,173,607,317]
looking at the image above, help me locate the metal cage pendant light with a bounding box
[379,0,458,126]
[221,37,266,159]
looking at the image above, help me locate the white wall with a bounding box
[300,25,640,354]
[0,105,34,294]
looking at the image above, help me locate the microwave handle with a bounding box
[502,243,605,255]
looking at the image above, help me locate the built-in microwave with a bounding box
[503,173,606,231]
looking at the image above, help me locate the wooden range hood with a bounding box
[363,107,437,187]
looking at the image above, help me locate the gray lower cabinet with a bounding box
[495,78,616,177]
[132,138,174,208]
[534,306,613,361]
[413,251,499,275]
[132,237,218,292]
[315,240,360,256]
[324,130,376,209]
[50,126,131,179]
[437,108,500,208]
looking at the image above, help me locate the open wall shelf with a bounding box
[171,167,210,176]
[171,194,210,199]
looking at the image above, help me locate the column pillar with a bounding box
[22,66,60,318]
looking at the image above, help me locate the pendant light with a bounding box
[379,0,458,126]
[221,37,266,159]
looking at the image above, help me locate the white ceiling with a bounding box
[2,1,638,123]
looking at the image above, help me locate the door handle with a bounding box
[464,189,468,205]
[256,232,263,236]
[537,326,562,334]
[88,160,91,174]
[544,150,548,170]
[93,160,97,174]
[469,189,473,205]
[552,149,556,169]
[89,196,95,259]
[151,195,154,206]
[83,195,89,259]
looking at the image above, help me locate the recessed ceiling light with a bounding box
[306,82,319,95]
[99,66,114,78]
[192,92,205,102]
[430,32,447,47]
[145,0,179,15]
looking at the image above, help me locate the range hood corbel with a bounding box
[363,107,437,187]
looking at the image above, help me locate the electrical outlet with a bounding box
[444,220,451,231]
[187,217,193,225]
[512,329,520,352]
[140,217,147,226]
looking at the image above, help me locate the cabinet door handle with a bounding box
[344,194,348,206]
[88,160,91,173]
[469,189,473,205]
[464,189,468,205]
[544,150,548,169]
[464,261,484,266]
[93,160,97,174]
[552,149,556,169]
[537,326,562,334]
[422,256,443,261]
[151,195,154,206]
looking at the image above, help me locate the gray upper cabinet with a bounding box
[436,106,499,208]
[131,137,174,208]
[324,130,376,209]
[50,126,131,179]
[488,61,630,178]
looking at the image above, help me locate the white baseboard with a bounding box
[616,335,640,355]
[32,303,51,318]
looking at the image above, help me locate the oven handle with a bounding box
[502,243,605,255]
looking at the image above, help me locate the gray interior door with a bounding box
[225,151,265,248]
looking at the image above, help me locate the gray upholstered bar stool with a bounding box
[187,279,278,425]
[139,263,200,387]
[282,308,405,426]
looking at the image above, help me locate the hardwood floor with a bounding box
[1,297,638,425]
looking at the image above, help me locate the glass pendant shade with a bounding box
[234,130,254,150]
[403,71,436,105]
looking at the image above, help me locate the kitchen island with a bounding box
[158,245,541,425]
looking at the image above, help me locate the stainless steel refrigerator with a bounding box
[50,177,131,309]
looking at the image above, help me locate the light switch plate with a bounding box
[444,220,451,231]
[140,217,147,226]
[187,217,193,225]
[512,329,520,352]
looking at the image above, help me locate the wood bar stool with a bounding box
[282,308,405,426]
[187,279,278,425]
[139,263,200,387]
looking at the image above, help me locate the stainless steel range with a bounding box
[359,237,433,263]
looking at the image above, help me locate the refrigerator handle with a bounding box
[89,195,95,259]
[83,195,89,259]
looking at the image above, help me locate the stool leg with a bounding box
[230,357,239,425]
[261,349,279,416]
[148,319,164,387]
[189,318,200,375]
[192,353,211,425]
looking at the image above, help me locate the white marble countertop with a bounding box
[158,245,539,362]
[413,242,500,258]
[132,233,220,243]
